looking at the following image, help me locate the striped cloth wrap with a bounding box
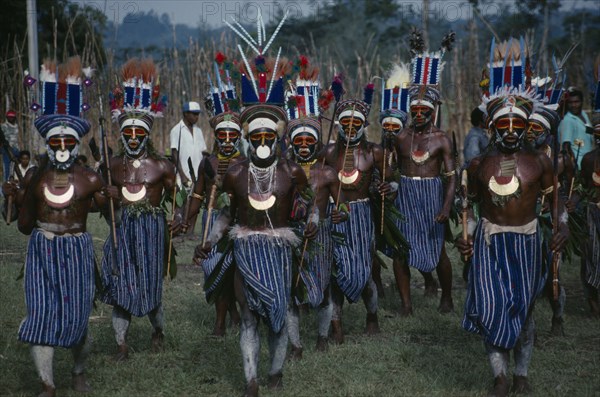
[232,227,298,333]
[296,219,334,307]
[331,199,374,303]
[395,175,444,272]
[462,219,547,349]
[201,209,235,300]
[19,229,95,348]
[101,207,165,317]
[585,203,600,289]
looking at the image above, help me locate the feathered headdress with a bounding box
[409,28,454,108]
[380,63,410,126]
[205,52,240,117]
[482,37,529,97]
[481,86,540,126]
[285,56,322,120]
[109,58,167,132]
[225,10,290,106]
[25,56,93,139]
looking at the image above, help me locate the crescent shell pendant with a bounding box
[592,171,600,186]
[338,169,359,185]
[248,194,276,210]
[122,185,147,202]
[43,184,74,207]
[488,175,520,196]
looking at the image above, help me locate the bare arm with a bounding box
[436,134,457,223]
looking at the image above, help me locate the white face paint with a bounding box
[256,145,271,159]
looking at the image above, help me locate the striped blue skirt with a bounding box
[297,220,334,307]
[462,221,546,349]
[101,208,165,317]
[396,176,444,272]
[234,234,292,333]
[19,229,95,348]
[332,199,374,303]
[585,204,600,289]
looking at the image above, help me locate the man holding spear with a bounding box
[2,57,110,396]
[100,58,176,361]
[457,87,569,396]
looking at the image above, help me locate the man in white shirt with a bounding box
[170,101,207,188]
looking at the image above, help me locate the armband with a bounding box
[541,186,553,195]
[388,182,399,193]
[443,169,456,177]
[467,218,477,236]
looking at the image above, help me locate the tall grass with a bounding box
[0,216,598,396]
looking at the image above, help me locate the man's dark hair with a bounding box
[567,87,583,101]
[19,150,30,158]
[470,107,484,127]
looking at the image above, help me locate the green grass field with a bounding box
[0,215,598,396]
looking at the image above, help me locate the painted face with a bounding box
[410,105,433,128]
[46,135,79,170]
[291,131,318,162]
[216,128,241,157]
[338,115,365,145]
[381,118,403,141]
[493,115,527,152]
[121,126,149,156]
[248,129,278,162]
[526,120,548,147]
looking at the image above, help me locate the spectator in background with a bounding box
[170,101,207,235]
[463,107,489,167]
[12,150,35,180]
[559,87,593,168]
[1,110,20,183]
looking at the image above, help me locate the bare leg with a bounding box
[485,343,510,397]
[316,287,332,351]
[31,345,55,397]
[212,296,229,337]
[71,334,92,392]
[148,305,165,352]
[419,270,438,298]
[235,270,260,397]
[286,304,303,359]
[330,280,345,344]
[436,246,454,313]
[372,258,385,298]
[362,276,380,335]
[512,313,535,394]
[112,306,131,361]
[393,257,413,316]
[267,325,288,389]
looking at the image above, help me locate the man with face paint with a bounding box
[321,97,393,343]
[576,113,600,317]
[196,104,316,396]
[101,59,177,361]
[456,88,569,396]
[186,110,245,336]
[392,85,456,316]
[526,105,574,336]
[0,57,114,396]
[286,116,348,356]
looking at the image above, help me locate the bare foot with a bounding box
[438,297,454,314]
[38,382,55,397]
[151,330,165,352]
[487,374,509,397]
[315,336,328,352]
[72,373,92,393]
[330,320,344,344]
[243,379,259,397]
[114,344,129,362]
[267,372,283,390]
[289,345,303,360]
[398,305,413,317]
[511,375,532,394]
[365,313,380,335]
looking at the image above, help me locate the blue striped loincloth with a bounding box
[297,219,334,307]
[233,233,293,333]
[395,176,444,272]
[331,199,374,303]
[19,229,95,348]
[585,203,600,288]
[462,220,546,349]
[101,207,165,317]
